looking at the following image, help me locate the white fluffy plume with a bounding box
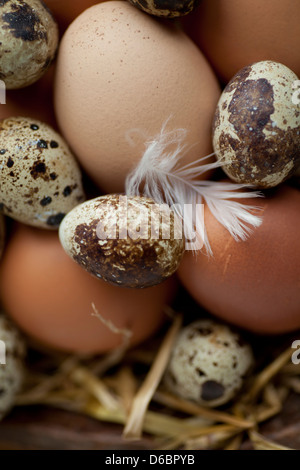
[125,123,263,254]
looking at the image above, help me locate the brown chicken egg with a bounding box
[295,166,300,185]
[177,185,300,334]
[182,0,300,83]
[43,0,110,33]
[0,65,57,128]
[54,1,220,193]
[0,214,5,260]
[0,224,176,353]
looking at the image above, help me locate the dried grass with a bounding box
[16,309,300,450]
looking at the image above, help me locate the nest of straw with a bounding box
[14,303,300,451]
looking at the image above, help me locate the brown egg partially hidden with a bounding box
[0,215,5,261]
[182,0,300,83]
[43,0,111,33]
[0,224,177,353]
[178,186,300,334]
[0,65,57,128]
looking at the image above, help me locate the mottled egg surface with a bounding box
[0,313,26,420]
[0,0,58,89]
[213,61,300,188]
[59,194,185,288]
[0,117,85,229]
[164,319,254,407]
[0,214,5,260]
[128,0,200,18]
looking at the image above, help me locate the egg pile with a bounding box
[0,0,299,417]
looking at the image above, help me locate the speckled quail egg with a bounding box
[0,214,5,260]
[0,312,26,420]
[164,319,254,407]
[0,0,59,89]
[59,194,185,288]
[128,0,200,17]
[0,117,85,229]
[213,61,300,188]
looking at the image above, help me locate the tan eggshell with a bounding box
[0,224,177,354]
[59,194,185,288]
[0,117,85,229]
[177,186,300,334]
[181,0,300,83]
[43,0,111,33]
[0,214,5,260]
[0,0,58,89]
[0,313,26,420]
[295,166,300,185]
[164,319,253,407]
[54,1,220,193]
[213,61,300,188]
[0,65,57,128]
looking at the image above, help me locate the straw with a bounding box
[123,314,182,440]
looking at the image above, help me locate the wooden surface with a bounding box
[0,393,299,450]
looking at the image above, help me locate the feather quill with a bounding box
[125,122,263,254]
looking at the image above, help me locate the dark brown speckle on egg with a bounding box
[201,380,225,401]
[6,156,14,168]
[47,213,66,227]
[40,196,52,206]
[37,139,48,149]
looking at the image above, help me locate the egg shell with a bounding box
[128,0,200,18]
[0,0,59,89]
[54,1,220,193]
[0,224,177,353]
[0,117,85,229]
[295,166,300,185]
[0,65,57,128]
[181,0,300,83]
[0,313,26,420]
[0,214,5,260]
[43,0,110,33]
[164,319,253,407]
[177,185,300,334]
[59,194,185,288]
[213,61,300,188]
